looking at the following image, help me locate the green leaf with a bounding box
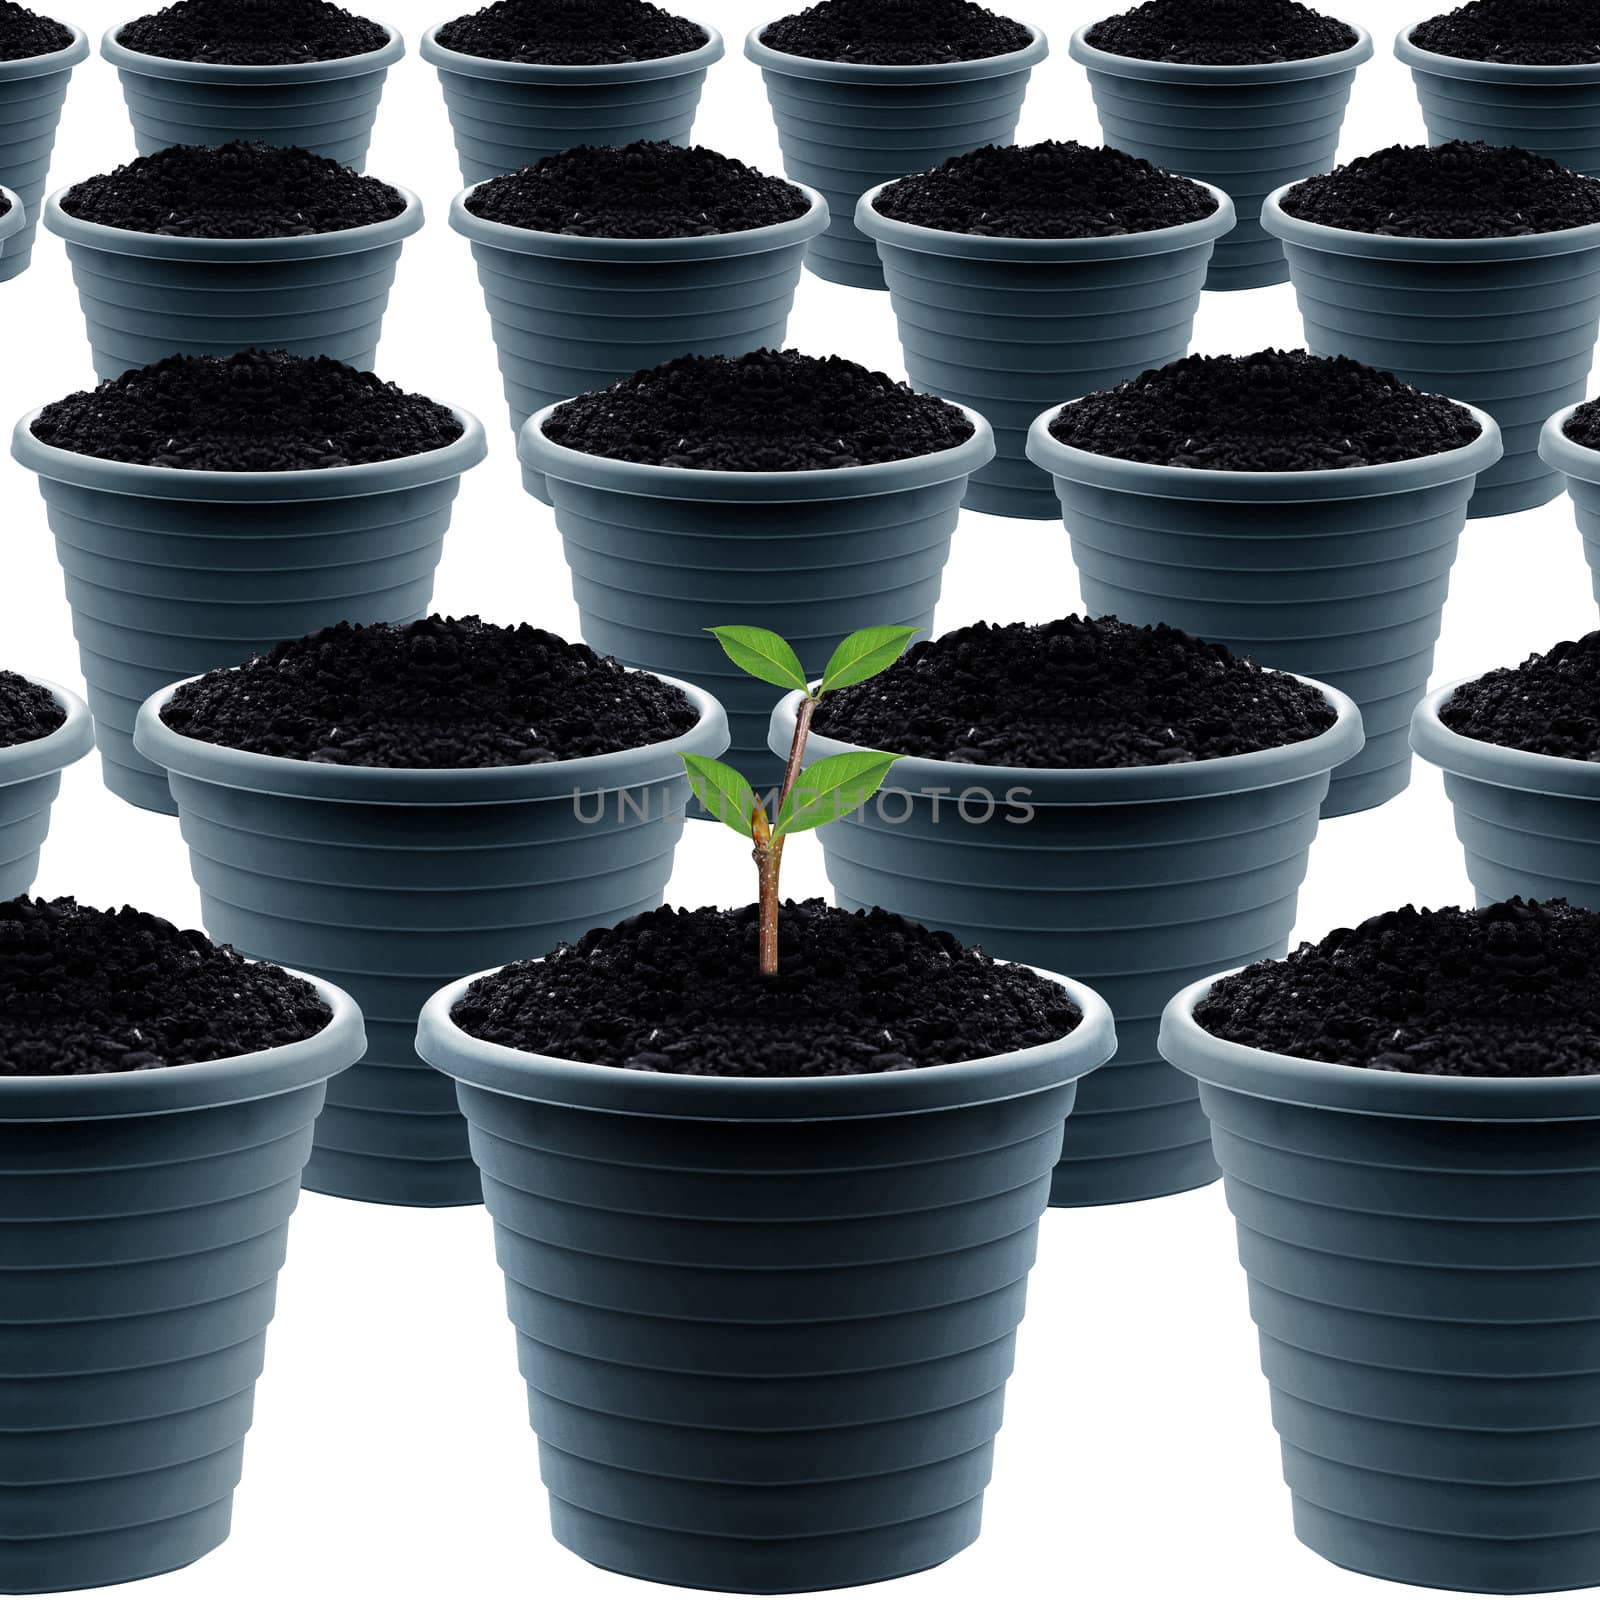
[818,626,917,694]
[706,626,811,694]
[774,750,899,837]
[681,753,763,839]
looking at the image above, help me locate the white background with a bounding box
[7,1,1594,1596]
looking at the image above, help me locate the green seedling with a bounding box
[682,624,915,976]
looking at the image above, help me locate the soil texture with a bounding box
[0,1,71,61]
[760,0,1032,65]
[1085,0,1358,66]
[117,0,389,64]
[0,673,64,751]
[435,0,706,64]
[1440,629,1600,760]
[1412,1,1600,67]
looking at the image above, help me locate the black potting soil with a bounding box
[812,615,1337,768]
[760,0,1032,65]
[1049,351,1482,471]
[1282,140,1600,238]
[60,141,405,240]
[0,673,63,751]
[452,900,1081,1075]
[1565,396,1600,451]
[1086,0,1357,65]
[872,141,1217,239]
[160,616,700,768]
[0,192,9,218]
[544,349,974,470]
[1438,630,1600,760]
[32,352,462,472]
[1412,0,1600,66]
[0,1,71,61]
[434,0,706,64]
[464,142,811,239]
[1198,898,1600,1077]
[0,897,331,1076]
[117,0,388,64]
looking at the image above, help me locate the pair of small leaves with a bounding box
[709,624,916,698]
[683,749,898,840]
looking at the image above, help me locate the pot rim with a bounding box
[0,187,22,248]
[520,399,996,503]
[448,181,827,262]
[420,18,723,83]
[856,177,1236,263]
[102,18,404,80]
[0,675,93,789]
[1540,401,1600,482]
[744,20,1046,85]
[771,674,1363,806]
[1262,182,1600,262]
[1070,22,1372,84]
[134,670,731,806]
[1411,677,1600,800]
[0,969,364,1122]
[12,405,487,504]
[1397,23,1600,84]
[417,958,1115,1121]
[1162,969,1600,1121]
[43,181,424,263]
[1026,398,1503,503]
[0,24,88,82]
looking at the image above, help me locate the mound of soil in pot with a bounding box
[160,616,699,768]
[1439,630,1600,759]
[0,673,64,751]
[544,348,974,470]
[1412,0,1600,67]
[1564,394,1600,450]
[32,351,462,472]
[1198,898,1600,1077]
[1049,350,1481,470]
[464,141,810,239]
[0,193,9,218]
[117,0,388,64]
[1282,139,1600,238]
[1086,0,1357,65]
[452,900,1081,1075]
[0,0,71,61]
[60,141,404,240]
[813,615,1337,767]
[872,141,1217,239]
[0,896,331,1076]
[435,0,706,64]
[760,0,1032,65]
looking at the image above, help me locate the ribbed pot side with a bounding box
[0,30,87,281]
[0,678,93,900]
[1542,403,1600,608]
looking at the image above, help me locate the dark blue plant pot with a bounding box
[135,678,729,1210]
[0,675,92,901]
[421,23,724,186]
[451,183,826,440]
[0,28,84,283]
[1398,25,1600,178]
[101,21,403,170]
[416,964,1114,1593]
[44,186,423,384]
[0,976,362,1594]
[1162,978,1600,1594]
[1542,402,1600,607]
[1069,26,1371,291]
[519,404,995,796]
[858,183,1235,518]
[772,684,1363,1208]
[746,23,1048,291]
[13,407,486,815]
[1264,188,1600,518]
[1028,402,1502,815]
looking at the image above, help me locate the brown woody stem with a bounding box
[757,693,819,978]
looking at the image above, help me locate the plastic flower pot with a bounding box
[415,963,1114,1593]
[1027,403,1502,817]
[0,676,92,901]
[1263,187,1600,518]
[420,23,724,187]
[1069,26,1371,291]
[100,21,404,170]
[746,23,1048,291]
[0,975,362,1594]
[0,185,22,266]
[0,27,86,283]
[134,677,730,1210]
[1542,402,1600,607]
[44,185,423,384]
[1398,25,1600,179]
[857,182,1235,519]
[451,182,827,440]
[519,405,995,796]
[771,683,1362,1208]
[12,406,487,815]
[1161,979,1600,1594]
